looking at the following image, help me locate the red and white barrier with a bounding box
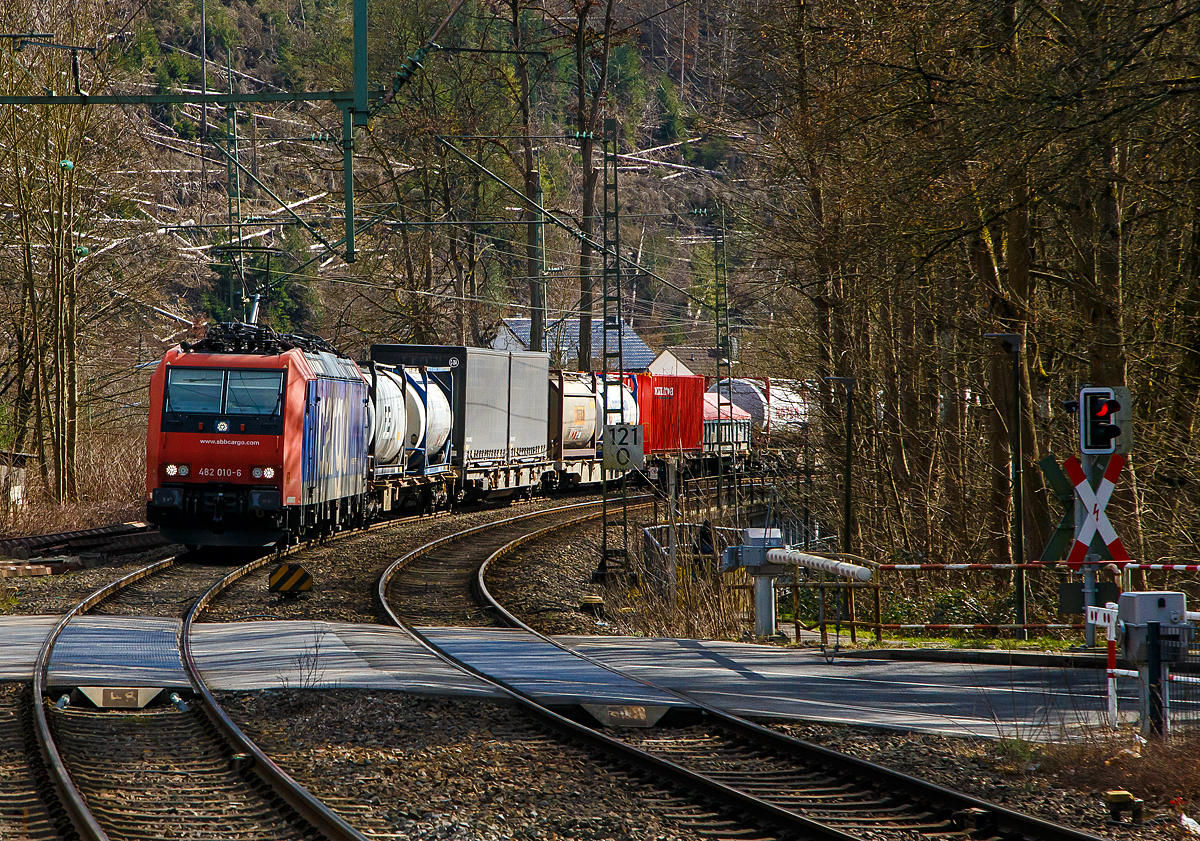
[1087,604,1120,725]
[877,563,1046,570]
[1121,564,1200,572]
[878,623,1082,631]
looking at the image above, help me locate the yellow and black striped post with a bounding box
[269,563,313,596]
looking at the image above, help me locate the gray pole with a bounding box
[1012,338,1026,638]
[531,150,545,352]
[200,0,207,138]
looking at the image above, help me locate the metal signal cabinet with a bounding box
[146,345,369,546]
[632,373,705,454]
[370,345,551,497]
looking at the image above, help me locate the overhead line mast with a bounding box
[599,117,629,584]
[1,0,460,278]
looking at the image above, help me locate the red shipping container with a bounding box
[632,373,704,454]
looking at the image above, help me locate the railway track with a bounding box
[379,504,1110,841]
[0,523,169,563]
[0,683,63,841]
[28,550,358,841]
[380,498,638,627]
[14,498,584,841]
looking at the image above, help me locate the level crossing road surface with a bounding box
[0,616,1132,738]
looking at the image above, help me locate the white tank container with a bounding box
[557,373,599,447]
[371,368,408,465]
[708,378,811,431]
[405,368,452,460]
[596,380,639,428]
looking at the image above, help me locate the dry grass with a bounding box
[601,509,756,641]
[1042,731,1200,807]
[1,425,146,540]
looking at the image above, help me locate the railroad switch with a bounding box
[1104,790,1144,825]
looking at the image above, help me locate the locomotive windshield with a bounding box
[226,371,284,414]
[166,369,223,413]
[165,368,284,416]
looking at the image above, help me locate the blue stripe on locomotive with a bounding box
[302,372,368,504]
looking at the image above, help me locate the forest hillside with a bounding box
[1,0,1197,579]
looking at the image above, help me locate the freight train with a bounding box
[145,323,778,547]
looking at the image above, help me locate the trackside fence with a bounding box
[1170,632,1200,730]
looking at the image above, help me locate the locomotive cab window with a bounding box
[162,367,286,433]
[226,371,284,414]
[165,369,224,414]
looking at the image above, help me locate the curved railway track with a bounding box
[15,497,588,841]
[380,498,641,627]
[27,545,369,841]
[0,683,63,841]
[379,503,1109,841]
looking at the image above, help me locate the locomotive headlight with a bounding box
[216,420,230,432]
[262,467,275,479]
[177,464,189,477]
[252,467,262,479]
[165,464,178,477]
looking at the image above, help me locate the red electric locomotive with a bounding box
[146,323,369,547]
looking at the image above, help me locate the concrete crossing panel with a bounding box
[0,617,1127,738]
[420,627,686,708]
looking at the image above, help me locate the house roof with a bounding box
[501,317,656,371]
[658,346,723,377]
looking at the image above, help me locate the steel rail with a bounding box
[28,505,430,841]
[175,498,597,840]
[374,497,625,611]
[31,555,182,841]
[181,556,369,841]
[476,524,1111,841]
[377,505,865,841]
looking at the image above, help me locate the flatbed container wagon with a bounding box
[370,345,551,497]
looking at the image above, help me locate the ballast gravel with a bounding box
[4,504,1190,840]
[221,689,1183,841]
[201,497,597,625]
[220,690,720,841]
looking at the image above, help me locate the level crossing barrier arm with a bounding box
[767,548,872,581]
